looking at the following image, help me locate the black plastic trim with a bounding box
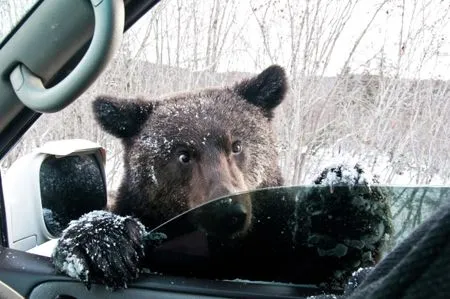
[28,279,324,299]
[0,247,63,296]
[0,246,325,299]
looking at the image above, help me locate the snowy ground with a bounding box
[300,147,448,187]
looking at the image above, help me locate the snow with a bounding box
[304,267,373,298]
[334,164,371,185]
[149,165,158,185]
[301,147,448,186]
[64,210,120,230]
[60,254,89,281]
[313,162,377,193]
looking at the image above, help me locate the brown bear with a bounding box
[51,65,392,292]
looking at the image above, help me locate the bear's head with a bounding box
[92,65,288,233]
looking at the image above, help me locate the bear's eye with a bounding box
[232,140,242,154]
[178,152,191,164]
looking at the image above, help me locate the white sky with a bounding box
[128,0,450,80]
[1,0,448,80]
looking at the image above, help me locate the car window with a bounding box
[1,0,449,287]
[145,185,449,284]
[0,0,40,44]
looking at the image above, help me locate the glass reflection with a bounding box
[40,154,107,237]
[145,185,449,291]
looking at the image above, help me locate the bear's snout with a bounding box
[188,152,249,209]
[208,184,240,202]
[224,199,249,233]
[185,151,254,238]
[192,195,253,239]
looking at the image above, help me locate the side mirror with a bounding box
[2,139,107,252]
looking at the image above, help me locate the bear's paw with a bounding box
[51,210,146,290]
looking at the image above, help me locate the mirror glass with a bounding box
[39,154,107,237]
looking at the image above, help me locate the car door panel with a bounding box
[0,246,323,299]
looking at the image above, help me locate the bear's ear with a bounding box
[233,65,288,114]
[92,95,153,138]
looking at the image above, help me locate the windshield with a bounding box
[145,185,449,289]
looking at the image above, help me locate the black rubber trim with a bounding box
[0,108,41,160]
[124,0,161,30]
[0,174,8,247]
[132,275,324,299]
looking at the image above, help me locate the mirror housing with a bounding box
[2,139,107,252]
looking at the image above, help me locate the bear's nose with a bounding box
[209,199,249,237]
[194,198,249,238]
[226,200,248,231]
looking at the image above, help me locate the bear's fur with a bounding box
[93,65,286,229]
[52,65,392,293]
